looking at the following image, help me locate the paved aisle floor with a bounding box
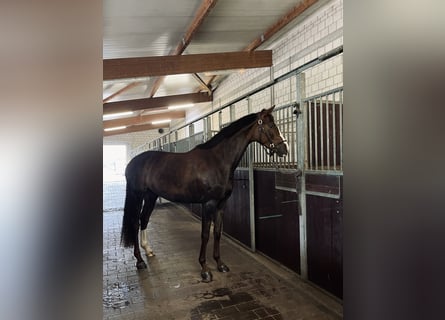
[103,203,343,320]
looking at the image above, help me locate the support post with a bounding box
[296,72,308,279]
[247,97,256,252]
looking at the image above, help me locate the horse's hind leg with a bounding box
[199,201,215,282]
[213,201,230,273]
[140,191,158,257]
[121,188,146,269]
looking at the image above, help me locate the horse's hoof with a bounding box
[217,264,230,273]
[136,261,147,269]
[201,271,213,282]
[146,251,155,257]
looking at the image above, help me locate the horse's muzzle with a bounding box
[275,140,289,157]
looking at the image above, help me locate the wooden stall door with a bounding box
[223,169,251,247]
[307,193,343,298]
[254,170,300,273]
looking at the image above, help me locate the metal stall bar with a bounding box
[325,94,330,169]
[339,89,343,171]
[286,105,293,167]
[296,72,308,279]
[320,96,324,169]
[332,91,337,169]
[306,101,313,169]
[290,105,296,167]
[314,97,318,170]
[247,97,256,251]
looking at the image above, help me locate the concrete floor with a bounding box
[103,203,343,320]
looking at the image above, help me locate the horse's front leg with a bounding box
[199,204,214,282]
[213,207,230,273]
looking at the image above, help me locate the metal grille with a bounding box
[174,138,190,153]
[304,87,343,172]
[130,48,344,172]
[170,129,217,153]
[131,87,343,175]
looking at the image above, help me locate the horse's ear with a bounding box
[260,105,275,119]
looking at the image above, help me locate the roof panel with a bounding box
[104,0,202,58]
[187,0,305,53]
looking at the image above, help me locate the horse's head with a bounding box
[255,106,289,157]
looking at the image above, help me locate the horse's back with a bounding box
[125,150,195,189]
[125,150,167,189]
[125,149,228,202]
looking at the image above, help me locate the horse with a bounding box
[121,105,288,282]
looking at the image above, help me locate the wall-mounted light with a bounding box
[152,119,171,125]
[168,103,193,110]
[103,111,134,119]
[104,126,127,132]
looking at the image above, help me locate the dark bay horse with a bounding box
[121,106,288,282]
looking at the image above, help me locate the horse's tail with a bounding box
[121,186,142,248]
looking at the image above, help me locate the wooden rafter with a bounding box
[192,73,212,93]
[103,82,140,103]
[103,50,272,80]
[103,92,212,115]
[149,0,219,97]
[174,0,218,54]
[244,0,318,51]
[104,110,185,129]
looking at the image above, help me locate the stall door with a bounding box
[224,169,251,247]
[254,169,300,273]
[307,192,343,298]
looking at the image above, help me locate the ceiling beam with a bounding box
[244,0,318,51]
[103,50,272,80]
[103,81,141,103]
[174,0,218,55]
[103,110,185,129]
[149,0,219,97]
[103,123,167,137]
[103,92,212,115]
[192,73,212,93]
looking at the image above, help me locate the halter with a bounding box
[257,119,287,156]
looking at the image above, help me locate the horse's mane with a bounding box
[195,113,258,150]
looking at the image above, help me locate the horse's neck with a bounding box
[211,126,254,172]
